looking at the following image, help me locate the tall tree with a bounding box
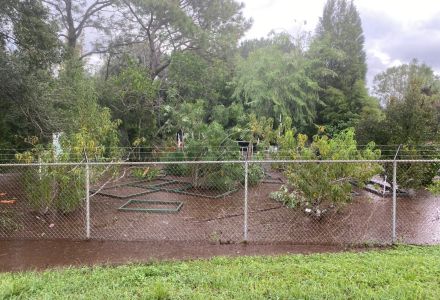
[43,0,116,56]
[310,0,368,133]
[233,33,320,130]
[118,0,251,79]
[0,0,60,148]
[373,59,439,107]
[377,62,440,145]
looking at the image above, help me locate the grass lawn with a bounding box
[1,245,440,299]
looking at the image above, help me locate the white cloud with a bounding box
[241,0,324,39]
[240,0,440,86]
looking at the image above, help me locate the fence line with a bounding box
[0,158,439,168]
[1,160,439,245]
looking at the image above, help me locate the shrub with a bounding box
[275,128,382,218]
[270,185,299,208]
[162,151,190,176]
[131,167,161,180]
[385,146,440,190]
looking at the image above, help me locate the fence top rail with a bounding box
[0,159,438,167]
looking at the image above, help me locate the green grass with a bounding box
[1,246,440,299]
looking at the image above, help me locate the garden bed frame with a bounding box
[91,178,175,199]
[262,173,285,184]
[118,199,183,213]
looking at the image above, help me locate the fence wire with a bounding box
[0,160,439,246]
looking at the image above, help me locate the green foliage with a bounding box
[386,147,440,190]
[118,0,250,78]
[355,96,387,145]
[52,58,121,160]
[161,119,244,191]
[99,62,159,146]
[233,42,320,129]
[373,59,439,107]
[0,0,59,150]
[2,246,440,299]
[16,145,86,214]
[162,151,190,177]
[372,62,440,189]
[245,162,266,187]
[270,185,300,208]
[14,59,121,214]
[384,78,439,146]
[428,180,440,195]
[277,128,381,216]
[182,122,241,190]
[310,0,369,133]
[168,52,231,107]
[131,167,161,180]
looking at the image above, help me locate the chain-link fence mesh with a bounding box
[89,163,245,242]
[0,164,86,240]
[247,161,394,245]
[0,161,439,246]
[394,161,440,244]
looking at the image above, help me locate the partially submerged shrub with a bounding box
[162,151,190,176]
[16,134,120,214]
[385,146,440,190]
[131,167,161,180]
[428,177,440,195]
[270,185,299,208]
[275,128,382,218]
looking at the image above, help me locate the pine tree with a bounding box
[309,0,369,134]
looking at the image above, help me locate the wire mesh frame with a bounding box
[0,160,439,244]
[118,199,183,214]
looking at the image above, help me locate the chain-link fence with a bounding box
[0,160,439,246]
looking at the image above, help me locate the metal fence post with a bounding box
[392,160,397,244]
[85,163,91,239]
[244,160,249,242]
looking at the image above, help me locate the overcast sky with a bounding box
[240,0,440,87]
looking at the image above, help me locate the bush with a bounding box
[270,185,299,208]
[56,168,85,213]
[161,151,190,176]
[19,164,85,214]
[275,128,382,218]
[131,167,161,180]
[385,146,440,190]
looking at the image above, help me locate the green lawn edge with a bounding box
[1,245,440,299]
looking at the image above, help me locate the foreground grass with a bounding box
[1,246,440,299]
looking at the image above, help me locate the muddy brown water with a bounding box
[0,240,370,272]
[0,171,439,271]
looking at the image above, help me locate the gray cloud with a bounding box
[359,9,440,87]
[360,10,400,39]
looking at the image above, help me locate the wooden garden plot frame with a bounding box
[177,187,239,199]
[143,179,240,199]
[91,178,170,199]
[262,173,285,184]
[127,178,179,190]
[149,180,193,193]
[118,199,183,213]
[93,186,158,199]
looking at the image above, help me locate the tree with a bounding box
[167,52,231,107]
[371,61,440,146]
[43,0,116,56]
[118,0,251,79]
[15,57,121,214]
[271,128,381,218]
[0,0,60,149]
[373,62,440,189]
[373,59,440,107]
[233,34,320,131]
[310,0,368,133]
[98,62,159,146]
